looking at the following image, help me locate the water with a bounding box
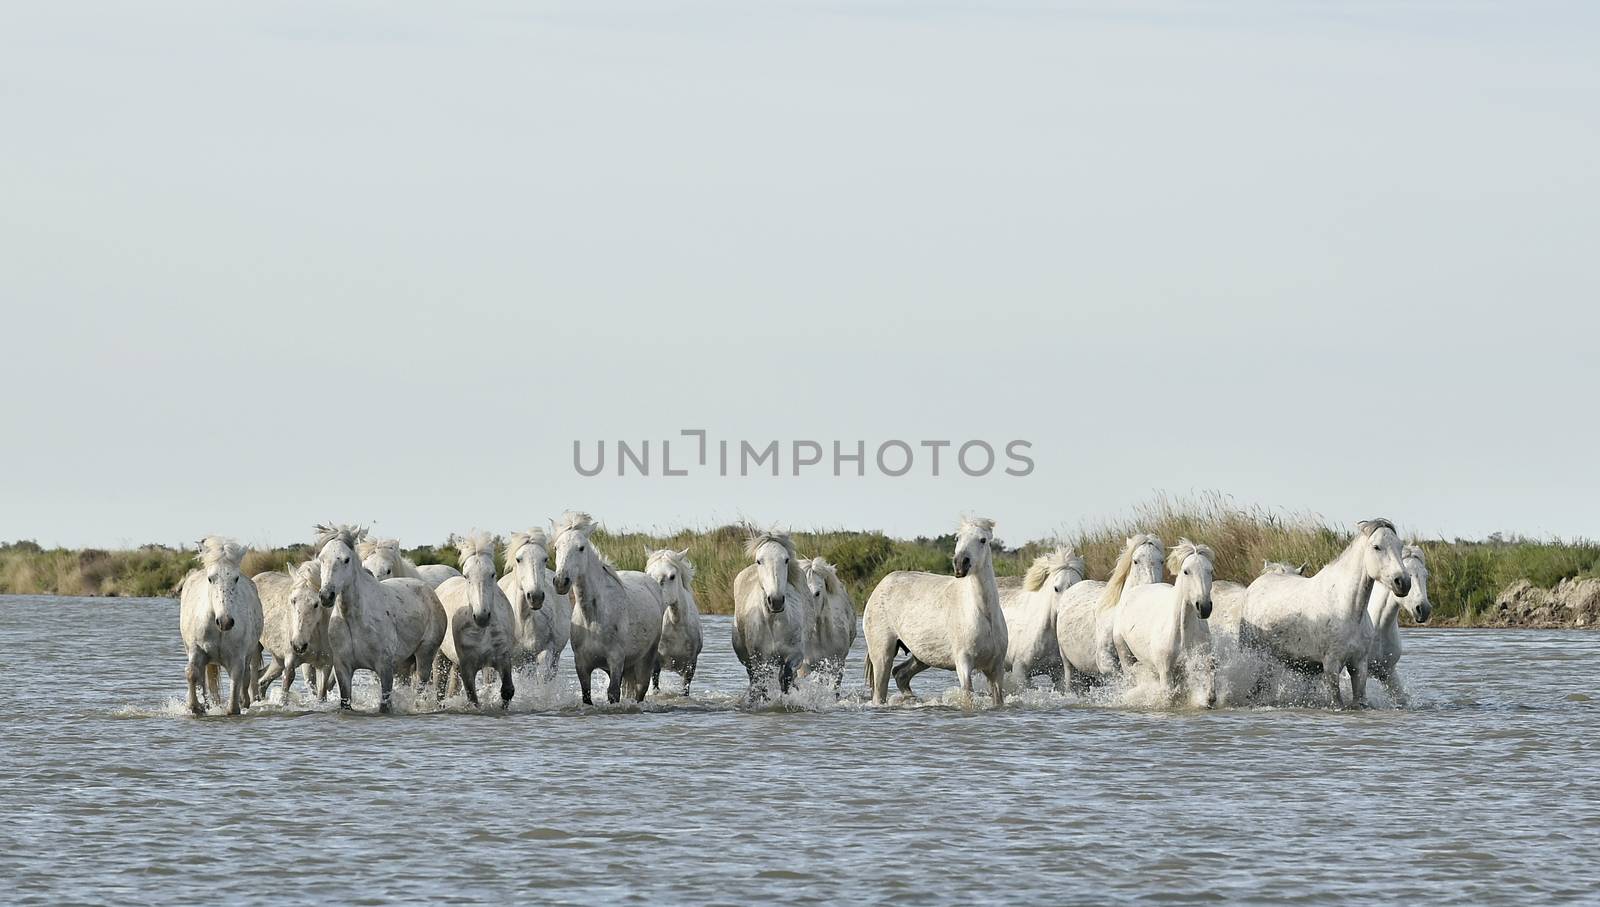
[2,595,1597,904]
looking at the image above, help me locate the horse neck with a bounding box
[1314,540,1374,619]
[571,559,611,620]
[341,568,380,619]
[1368,582,1401,628]
[961,560,1001,617]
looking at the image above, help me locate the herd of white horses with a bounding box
[178,512,1431,716]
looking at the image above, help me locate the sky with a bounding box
[2,1,1596,549]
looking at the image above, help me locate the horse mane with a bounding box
[1023,545,1086,592]
[1099,533,1162,610]
[745,529,806,589]
[289,560,322,590]
[799,556,845,596]
[313,522,367,552]
[1261,560,1305,576]
[1166,538,1215,574]
[1357,518,1397,538]
[551,511,597,539]
[507,528,549,562]
[456,531,496,566]
[197,536,247,569]
[1402,544,1427,568]
[959,515,996,537]
[647,548,696,582]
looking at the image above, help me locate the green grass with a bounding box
[3,494,1596,622]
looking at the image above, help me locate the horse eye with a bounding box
[578,545,585,552]
[979,538,987,545]
[342,556,350,564]
[1183,569,1191,576]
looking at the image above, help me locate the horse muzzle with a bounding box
[765,594,786,613]
[1391,576,1412,597]
[525,589,545,611]
[552,577,572,596]
[473,610,492,628]
[216,615,235,632]
[319,588,336,608]
[1415,603,1432,624]
[1197,601,1213,620]
[953,559,970,578]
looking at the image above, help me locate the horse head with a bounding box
[647,548,694,613]
[456,532,499,628]
[1398,544,1431,623]
[1357,519,1410,598]
[197,536,249,632]
[507,529,550,613]
[747,530,798,613]
[313,523,366,607]
[951,517,996,579]
[1167,538,1216,620]
[287,561,325,655]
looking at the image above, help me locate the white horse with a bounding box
[1053,534,1164,689]
[550,512,664,705]
[1110,539,1218,707]
[435,532,518,707]
[732,531,812,700]
[178,537,264,716]
[254,561,331,701]
[498,528,571,683]
[359,537,462,588]
[646,548,703,695]
[1211,560,1305,635]
[864,517,1008,707]
[798,557,856,688]
[1000,545,1087,689]
[1240,518,1412,708]
[313,523,448,713]
[1367,544,1432,705]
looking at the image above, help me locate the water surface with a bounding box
[1,595,1596,904]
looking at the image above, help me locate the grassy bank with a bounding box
[4,495,1596,622]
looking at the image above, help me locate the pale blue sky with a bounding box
[2,2,1596,548]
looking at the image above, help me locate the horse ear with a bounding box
[1298,561,1309,575]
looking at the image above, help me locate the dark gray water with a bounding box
[2,595,1597,904]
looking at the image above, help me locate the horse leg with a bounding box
[954,658,975,708]
[985,665,1007,708]
[892,656,930,696]
[577,666,594,706]
[1348,659,1369,710]
[335,665,355,711]
[605,657,624,704]
[1320,658,1344,709]
[206,663,223,705]
[652,663,661,693]
[867,636,897,705]
[258,656,285,700]
[460,663,480,708]
[185,652,208,716]
[780,660,795,695]
[378,665,396,714]
[316,666,333,701]
[499,662,515,707]
[280,655,300,701]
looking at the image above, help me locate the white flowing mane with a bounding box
[1166,538,1215,573]
[1402,543,1426,564]
[647,548,696,582]
[746,528,806,588]
[288,559,321,590]
[456,531,496,567]
[552,510,597,540]
[799,556,845,595]
[1262,560,1305,576]
[313,522,367,552]
[959,516,996,538]
[1099,533,1163,610]
[198,536,247,568]
[1023,545,1086,592]
[506,528,549,562]
[356,537,400,562]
